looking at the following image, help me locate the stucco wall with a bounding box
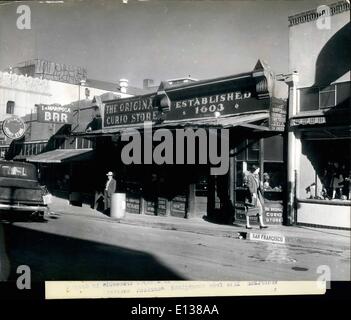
[0,72,51,121]
[289,8,350,88]
[297,201,351,228]
[0,71,129,121]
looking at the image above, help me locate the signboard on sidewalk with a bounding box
[126,196,141,214]
[235,202,284,225]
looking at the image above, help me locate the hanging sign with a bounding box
[2,116,26,140]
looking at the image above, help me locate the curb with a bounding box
[48,209,350,251]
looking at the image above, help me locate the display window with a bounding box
[235,135,284,200]
[300,138,351,203]
[263,162,284,201]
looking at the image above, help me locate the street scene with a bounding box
[1,202,350,281]
[0,0,350,290]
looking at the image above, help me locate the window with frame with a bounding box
[235,139,260,188]
[6,101,15,114]
[299,81,350,112]
[262,135,284,201]
[319,85,336,109]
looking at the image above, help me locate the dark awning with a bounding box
[27,148,94,163]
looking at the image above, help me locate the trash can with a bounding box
[110,193,126,219]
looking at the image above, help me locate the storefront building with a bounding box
[79,60,288,225]
[0,94,118,205]
[287,1,350,229]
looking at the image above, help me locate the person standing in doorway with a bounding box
[244,165,268,229]
[104,171,116,215]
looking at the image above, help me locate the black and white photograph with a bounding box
[0,0,350,299]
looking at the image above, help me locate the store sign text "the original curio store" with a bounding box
[103,87,269,128]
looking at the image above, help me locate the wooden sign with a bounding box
[126,196,140,214]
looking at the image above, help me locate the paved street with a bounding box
[1,210,350,282]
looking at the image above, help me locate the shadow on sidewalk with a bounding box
[1,224,184,281]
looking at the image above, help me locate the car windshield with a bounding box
[0,163,37,180]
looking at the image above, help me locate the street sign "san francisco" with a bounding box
[248,232,286,244]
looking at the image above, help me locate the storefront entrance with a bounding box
[232,134,285,225]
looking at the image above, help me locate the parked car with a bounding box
[0,160,48,218]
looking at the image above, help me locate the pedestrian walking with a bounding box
[104,171,116,215]
[244,165,268,230]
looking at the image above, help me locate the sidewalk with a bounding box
[48,196,351,250]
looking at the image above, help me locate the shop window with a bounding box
[235,139,261,187]
[263,162,284,201]
[235,139,260,162]
[300,139,351,202]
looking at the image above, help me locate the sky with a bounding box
[0,0,336,89]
